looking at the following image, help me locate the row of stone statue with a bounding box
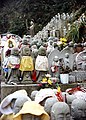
[33,12,74,39]
[2,44,66,84]
[0,87,86,120]
[33,13,85,41]
[2,35,86,84]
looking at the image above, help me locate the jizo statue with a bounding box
[51,56,60,79]
[44,97,58,115]
[6,47,20,84]
[71,98,86,120]
[51,102,70,120]
[35,46,49,82]
[21,114,41,120]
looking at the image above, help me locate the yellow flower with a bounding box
[48,79,52,85]
[60,38,67,42]
[57,86,61,92]
[42,78,47,83]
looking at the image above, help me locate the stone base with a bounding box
[1,81,86,101]
[69,71,86,82]
[1,82,39,101]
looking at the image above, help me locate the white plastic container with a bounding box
[60,74,69,84]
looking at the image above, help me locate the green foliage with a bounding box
[66,21,86,43]
[69,5,86,23]
[34,23,43,34]
[0,14,9,33]
[66,5,86,43]
[0,0,85,36]
[8,17,26,37]
[66,23,79,43]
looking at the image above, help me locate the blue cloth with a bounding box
[3,68,9,72]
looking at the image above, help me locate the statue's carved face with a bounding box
[51,102,70,120]
[38,46,46,56]
[64,52,69,59]
[22,39,28,45]
[14,50,19,55]
[23,47,30,56]
[11,48,19,56]
[22,114,40,120]
[53,56,59,62]
[51,111,70,120]
[71,99,86,120]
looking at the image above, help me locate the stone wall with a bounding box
[1,82,83,101]
[1,83,39,101]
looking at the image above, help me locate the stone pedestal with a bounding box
[1,82,39,101]
[1,82,85,101]
[70,71,86,82]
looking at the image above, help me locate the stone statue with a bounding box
[64,53,70,68]
[20,38,30,56]
[61,13,66,21]
[76,49,86,70]
[13,95,31,114]
[63,52,71,73]
[70,13,74,20]
[63,26,67,37]
[50,30,53,37]
[51,102,70,120]
[67,23,71,31]
[52,27,56,37]
[2,49,11,81]
[30,20,35,37]
[6,47,20,84]
[47,40,54,56]
[66,13,70,21]
[19,47,34,83]
[0,90,31,115]
[22,38,28,45]
[21,114,41,120]
[31,44,38,62]
[35,46,49,82]
[72,60,77,71]
[71,98,86,120]
[51,56,60,79]
[62,92,76,110]
[44,97,58,116]
[57,13,61,20]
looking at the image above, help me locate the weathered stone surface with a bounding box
[1,82,39,101]
[70,71,86,82]
[1,82,84,101]
[48,49,61,74]
[61,47,75,69]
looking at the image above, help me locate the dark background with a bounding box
[0,0,86,36]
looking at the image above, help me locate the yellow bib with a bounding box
[19,56,34,71]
